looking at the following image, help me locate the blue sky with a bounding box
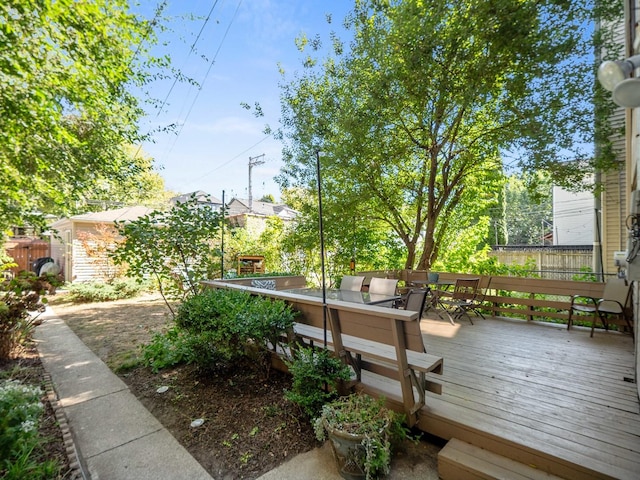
[137,0,352,202]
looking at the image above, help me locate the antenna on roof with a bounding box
[248,154,265,212]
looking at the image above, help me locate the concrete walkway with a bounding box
[35,309,213,480]
[36,308,440,480]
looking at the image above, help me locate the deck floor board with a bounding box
[359,315,639,480]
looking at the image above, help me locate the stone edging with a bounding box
[43,372,87,480]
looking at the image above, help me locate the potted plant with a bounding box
[314,393,407,480]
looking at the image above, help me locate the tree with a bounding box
[80,147,175,211]
[112,195,223,315]
[276,0,620,270]
[500,172,553,245]
[279,187,405,283]
[0,1,168,232]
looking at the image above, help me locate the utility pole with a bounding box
[248,154,265,212]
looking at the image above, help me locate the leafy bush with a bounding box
[0,272,49,361]
[143,288,297,371]
[284,346,352,417]
[572,266,597,282]
[0,379,60,479]
[65,278,148,302]
[141,325,210,373]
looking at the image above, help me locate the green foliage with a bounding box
[314,393,407,480]
[112,195,223,313]
[141,325,198,373]
[0,272,49,360]
[273,0,619,273]
[572,266,598,282]
[65,278,148,303]
[0,379,61,479]
[1,250,17,273]
[79,147,173,211]
[501,172,553,245]
[284,347,352,417]
[277,188,405,286]
[222,216,298,276]
[0,1,174,232]
[434,244,538,277]
[142,288,297,371]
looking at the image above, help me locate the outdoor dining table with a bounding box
[409,279,457,324]
[281,287,401,306]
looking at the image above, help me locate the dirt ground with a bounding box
[47,292,320,479]
[45,292,443,479]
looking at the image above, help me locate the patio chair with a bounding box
[368,277,398,296]
[438,278,485,325]
[403,288,429,321]
[568,278,633,338]
[368,277,399,307]
[340,275,365,292]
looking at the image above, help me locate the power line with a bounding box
[184,135,271,186]
[156,0,222,117]
[168,0,243,150]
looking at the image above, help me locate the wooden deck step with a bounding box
[438,438,564,480]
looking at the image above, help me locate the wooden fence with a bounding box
[4,238,50,275]
[488,245,594,280]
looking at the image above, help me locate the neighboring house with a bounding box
[50,206,154,283]
[226,198,298,233]
[47,193,297,282]
[552,186,594,246]
[169,190,224,211]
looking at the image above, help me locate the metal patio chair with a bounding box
[568,278,633,338]
[438,278,485,325]
[403,288,429,321]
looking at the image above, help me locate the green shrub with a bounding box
[141,325,217,373]
[66,278,148,302]
[0,272,48,360]
[284,347,352,417]
[144,288,297,371]
[572,266,597,282]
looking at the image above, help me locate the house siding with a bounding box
[602,16,628,276]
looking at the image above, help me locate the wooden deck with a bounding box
[360,315,639,480]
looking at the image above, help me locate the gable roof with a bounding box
[51,206,155,227]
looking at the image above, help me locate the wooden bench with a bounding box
[439,438,564,480]
[202,280,443,427]
[290,301,443,427]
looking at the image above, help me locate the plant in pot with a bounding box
[314,393,408,480]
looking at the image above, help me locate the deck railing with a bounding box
[362,270,610,324]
